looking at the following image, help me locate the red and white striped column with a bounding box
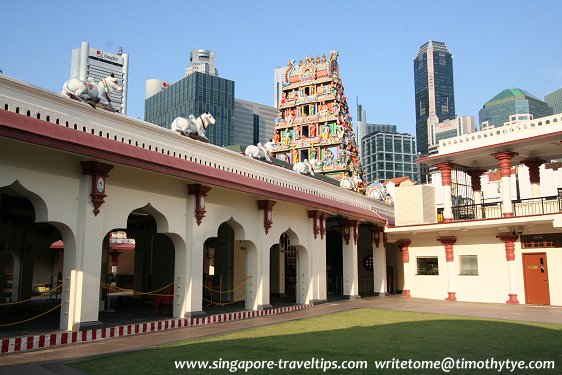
[396,239,411,297]
[437,236,457,301]
[435,163,454,223]
[492,151,517,217]
[521,158,544,198]
[497,232,519,304]
[467,169,485,218]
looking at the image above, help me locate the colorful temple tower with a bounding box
[272,51,364,186]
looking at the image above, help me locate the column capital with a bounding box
[497,232,518,261]
[467,169,485,192]
[521,158,545,184]
[492,151,518,177]
[437,236,456,262]
[396,239,411,263]
[434,162,453,186]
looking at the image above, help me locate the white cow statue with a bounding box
[171,112,216,141]
[62,74,122,112]
[293,159,318,176]
[340,176,363,191]
[244,141,277,162]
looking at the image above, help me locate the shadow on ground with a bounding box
[69,308,562,375]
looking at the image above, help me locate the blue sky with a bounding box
[2,0,561,136]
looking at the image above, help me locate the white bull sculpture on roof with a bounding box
[61,74,122,112]
[171,112,216,141]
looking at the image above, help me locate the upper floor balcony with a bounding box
[392,114,562,231]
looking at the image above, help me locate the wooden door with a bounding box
[522,253,550,305]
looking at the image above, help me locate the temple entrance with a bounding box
[99,207,175,324]
[270,230,309,306]
[357,226,374,297]
[325,228,343,297]
[269,232,296,305]
[385,243,404,295]
[202,220,254,313]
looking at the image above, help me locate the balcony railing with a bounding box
[442,195,562,222]
[512,196,562,216]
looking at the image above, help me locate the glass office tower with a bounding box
[414,40,456,155]
[479,88,553,129]
[145,72,235,146]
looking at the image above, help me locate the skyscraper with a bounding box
[70,41,129,114]
[414,40,456,155]
[273,67,286,108]
[545,88,562,114]
[185,49,218,77]
[233,98,278,146]
[144,72,235,146]
[479,88,553,129]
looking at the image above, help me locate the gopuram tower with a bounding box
[272,51,364,187]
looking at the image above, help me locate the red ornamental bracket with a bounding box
[308,210,329,239]
[341,219,359,245]
[187,184,212,226]
[308,210,321,239]
[257,200,276,234]
[371,226,383,248]
[81,161,114,216]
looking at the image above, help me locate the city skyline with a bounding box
[1,1,561,137]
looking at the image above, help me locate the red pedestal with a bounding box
[506,294,519,304]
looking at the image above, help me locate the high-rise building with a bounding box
[70,41,129,114]
[361,128,417,183]
[233,99,278,146]
[545,88,562,114]
[144,71,234,146]
[414,40,456,155]
[273,67,286,108]
[185,49,218,77]
[479,88,553,129]
[429,116,475,150]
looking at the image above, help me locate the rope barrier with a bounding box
[99,281,174,296]
[202,297,247,306]
[0,303,62,327]
[202,276,252,294]
[0,284,63,306]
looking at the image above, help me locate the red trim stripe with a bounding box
[0,304,312,355]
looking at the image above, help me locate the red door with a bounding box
[522,253,550,305]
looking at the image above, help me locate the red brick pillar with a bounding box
[521,159,544,198]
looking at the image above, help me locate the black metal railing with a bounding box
[451,202,503,220]
[443,194,562,222]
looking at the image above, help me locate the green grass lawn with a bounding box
[70,308,561,374]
